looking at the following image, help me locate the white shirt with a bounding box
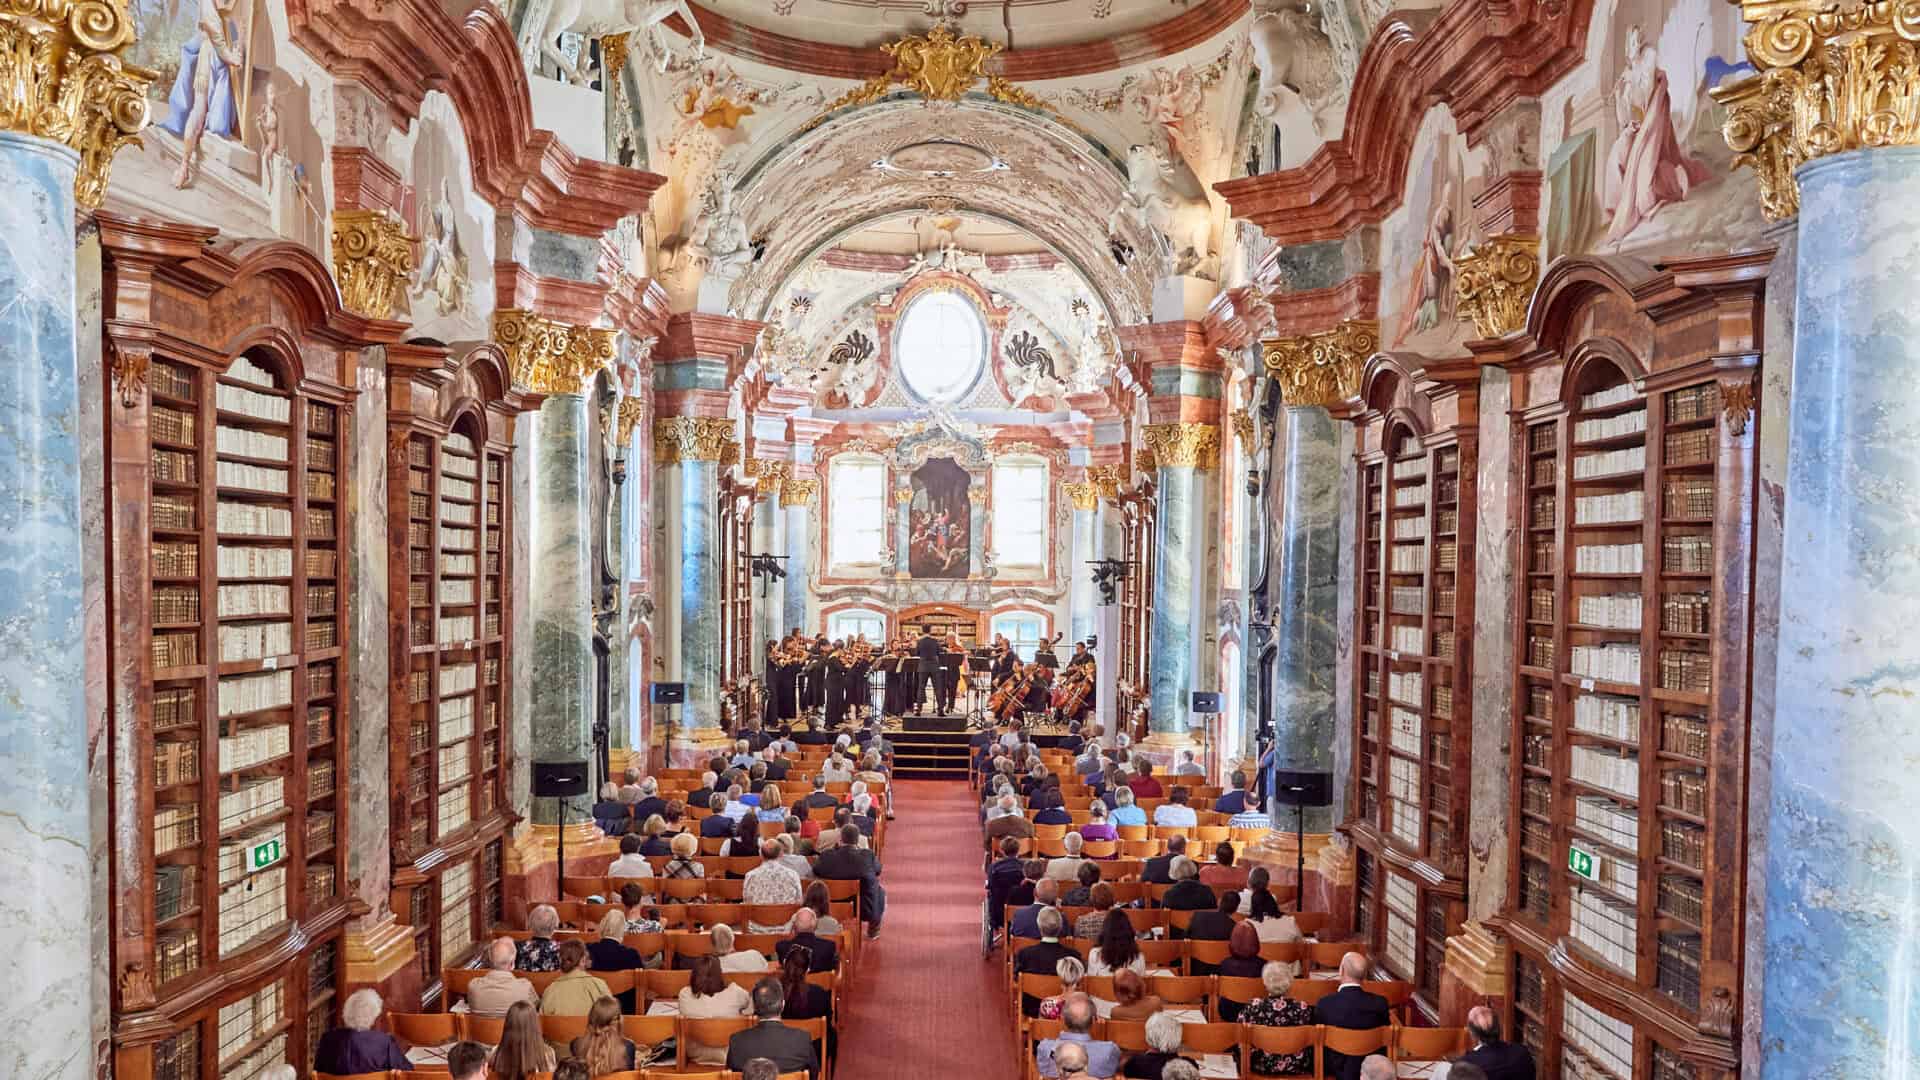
[607,854,654,878]
[719,950,768,973]
[1153,803,1198,827]
[1173,762,1206,777]
[1044,856,1089,882]
[1085,947,1148,977]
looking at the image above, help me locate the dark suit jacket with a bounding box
[794,730,834,745]
[1014,940,1080,1016]
[802,791,841,811]
[765,759,791,780]
[1033,806,1072,825]
[687,787,715,810]
[1315,985,1392,1080]
[1460,1040,1537,1080]
[313,1029,412,1075]
[1213,790,1249,814]
[1141,854,1176,885]
[1162,880,1216,911]
[1122,1051,1197,1079]
[775,931,838,973]
[914,634,943,662]
[632,796,667,823]
[700,815,736,838]
[1184,910,1235,941]
[726,1020,818,1079]
[1007,902,1051,941]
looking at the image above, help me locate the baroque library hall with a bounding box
[0,0,1908,1078]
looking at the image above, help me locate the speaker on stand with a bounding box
[1188,691,1222,777]
[1270,768,1333,912]
[533,760,590,899]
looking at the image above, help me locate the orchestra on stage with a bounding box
[754,621,1097,731]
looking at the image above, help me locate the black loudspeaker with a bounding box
[533,760,590,798]
[1189,691,1223,714]
[649,681,686,705]
[1270,769,1334,807]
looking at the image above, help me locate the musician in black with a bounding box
[1068,641,1095,669]
[824,641,854,728]
[990,635,1017,686]
[913,623,943,715]
[882,637,914,717]
[937,631,964,713]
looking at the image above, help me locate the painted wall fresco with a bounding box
[1380,106,1487,356]
[399,94,497,341]
[907,458,972,580]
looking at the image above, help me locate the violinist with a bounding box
[990,635,1016,687]
[938,631,965,713]
[824,639,854,728]
[847,637,877,723]
[881,635,914,717]
[1068,641,1095,669]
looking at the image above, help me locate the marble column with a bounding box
[0,133,94,1079]
[1142,423,1220,755]
[1066,482,1098,644]
[1759,146,1920,1078]
[1266,406,1340,831]
[656,417,734,762]
[529,394,595,822]
[781,479,817,635]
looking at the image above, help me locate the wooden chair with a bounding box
[1120,839,1162,859]
[1179,1020,1242,1057]
[1241,1024,1321,1079]
[1167,909,1199,937]
[1107,882,1146,905]
[1139,939,1187,974]
[607,874,658,896]
[690,903,745,928]
[659,878,708,903]
[620,1014,677,1053]
[1081,839,1119,859]
[461,1015,505,1044]
[745,903,800,930]
[1117,825,1150,842]
[781,1015,832,1080]
[1104,1018,1149,1053]
[1286,979,1340,1005]
[562,875,605,899]
[1322,1024,1391,1070]
[699,836,730,855]
[390,1012,457,1048]
[622,931,668,959]
[1393,1026,1470,1073]
[1214,975,1265,1021]
[1148,974,1212,1010]
[1307,941,1355,972]
[1194,825,1231,844]
[524,971,564,995]
[642,968,692,1006]
[440,968,482,1006]
[1293,912,1330,937]
[676,1017,755,1067]
[1036,836,1070,858]
[539,1014,591,1044]
[1033,823,1069,840]
[1121,907,1162,937]
[1016,972,1063,1028]
[1258,941,1306,966]
[1186,938,1231,974]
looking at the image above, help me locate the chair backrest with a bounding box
[1194,825,1230,843]
[1108,881,1146,905]
[1395,1025,1471,1063]
[677,1016,755,1051]
[620,1014,677,1048]
[1079,974,1115,1001]
[691,903,744,928]
[1167,909,1199,933]
[441,968,482,1003]
[1150,974,1211,1005]
[539,1014,591,1043]
[1307,941,1354,970]
[1081,839,1118,859]
[1104,1018,1149,1052]
[389,1012,457,1047]
[1363,980,1415,1009]
[1019,972,1063,1001]
[1180,1020,1241,1055]
[1116,825,1150,841]
[1287,979,1340,1005]
[1186,939,1231,969]
[1120,839,1161,859]
[643,967,692,1002]
[1214,975,1265,1012]
[1242,1023,1321,1066]
[699,836,729,854]
[622,931,668,958]
[744,903,800,929]
[672,932,715,959]
[1258,940,1305,964]
[1037,836,1069,857]
[462,1014,505,1044]
[1293,912,1330,936]
[562,875,605,900]
[1121,908,1161,936]
[1034,823,1069,840]
[525,970,564,995]
[821,878,860,903]
[1322,1025,1391,1057]
[1138,939,1185,971]
[660,878,707,903]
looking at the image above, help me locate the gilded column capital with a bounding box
[1720,2,1920,220]
[1135,447,1157,473]
[1261,320,1377,408]
[1230,409,1255,458]
[781,477,819,507]
[0,0,155,207]
[494,309,616,396]
[967,487,989,505]
[893,487,914,505]
[615,397,645,447]
[752,460,790,496]
[331,209,415,320]
[1061,481,1099,511]
[1086,464,1125,499]
[1141,422,1220,470]
[653,416,735,464]
[1453,234,1541,339]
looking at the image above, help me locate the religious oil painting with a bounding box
[908,457,972,580]
[1384,106,1484,354]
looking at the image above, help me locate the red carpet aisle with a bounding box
[833,779,1019,1078]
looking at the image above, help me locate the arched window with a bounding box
[1220,639,1244,767]
[895,290,986,404]
[827,608,887,645]
[828,456,888,569]
[991,457,1049,571]
[991,611,1047,662]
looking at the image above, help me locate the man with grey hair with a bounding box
[722,783,752,820]
[1162,855,1216,911]
[631,774,666,822]
[801,774,839,812]
[1051,1039,1092,1080]
[739,1059,779,1080]
[820,753,853,784]
[988,793,1035,841]
[744,838,804,928]
[514,905,562,971]
[1015,907,1077,1015]
[1045,831,1089,881]
[618,765,645,803]
[1131,1011,1198,1077]
[726,978,818,1078]
[1036,992,1120,1078]
[700,791,736,837]
[1316,951,1392,1080]
[465,935,537,1016]
[1161,1060,1201,1080]
[313,988,410,1073]
[1359,1055,1396,1080]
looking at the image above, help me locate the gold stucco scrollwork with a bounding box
[0,0,155,207]
[615,397,645,448]
[1453,234,1541,339]
[653,416,736,464]
[799,24,1057,131]
[1141,422,1220,470]
[1261,320,1377,409]
[754,460,791,497]
[494,309,617,396]
[1061,481,1098,511]
[1723,0,1920,219]
[331,210,415,320]
[1085,464,1125,499]
[781,477,819,507]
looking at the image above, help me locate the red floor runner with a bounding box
[831,779,1018,1079]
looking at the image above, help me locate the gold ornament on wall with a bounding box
[1086,464,1125,499]
[781,477,819,507]
[615,396,645,447]
[1261,320,1377,408]
[893,487,914,504]
[1061,481,1098,511]
[753,460,791,496]
[1721,2,1920,220]
[1230,409,1255,458]
[800,24,1056,131]
[1134,447,1157,473]
[1453,234,1541,339]
[653,416,736,463]
[1141,422,1220,470]
[493,309,616,396]
[0,0,155,208]
[331,210,416,320]
[600,32,631,79]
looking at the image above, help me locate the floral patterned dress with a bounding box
[1241,995,1314,1075]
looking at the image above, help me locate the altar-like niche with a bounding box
[908,458,971,579]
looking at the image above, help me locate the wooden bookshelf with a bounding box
[1113,477,1157,736]
[1344,354,1479,1015]
[719,477,756,687]
[1492,254,1767,1080]
[101,221,385,1080]
[384,341,527,1003]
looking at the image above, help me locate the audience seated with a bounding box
[775,907,839,973]
[813,823,885,938]
[567,996,636,1074]
[1449,1065,1490,1080]
[540,940,612,1041]
[1152,787,1199,828]
[1109,787,1147,828]
[1037,993,1121,1079]
[986,836,1027,934]
[1079,803,1118,844]
[1212,771,1252,815]
[1086,909,1146,977]
[1215,923,1267,1019]
[801,880,844,937]
[701,793,737,837]
[1076,882,1118,940]
[465,937,537,1017]
[515,905,563,972]
[1360,1055,1396,1080]
[1242,961,1315,1074]
[1141,836,1185,884]
[1127,759,1164,799]
[1121,1011,1198,1079]
[987,794,1036,839]
[777,948,832,1023]
[679,954,753,1065]
[606,832,654,879]
[631,776,667,823]
[1197,842,1247,891]
[489,1001,556,1080]
[313,989,412,1074]
[1046,832,1090,881]
[1185,890,1239,951]
[637,814,674,855]
[1172,750,1206,778]
[727,978,819,1080]
[774,833,814,880]
[1051,1040,1094,1080]
[1317,952,1393,1080]
[1041,955,1086,1020]
[712,923,766,973]
[1459,1005,1538,1080]
[592,782,628,836]
[1034,793,1073,826]
[1062,860,1101,907]
[744,839,806,924]
[1017,908,1080,1016]
[1010,877,1060,940]
[444,1041,487,1080]
[1108,968,1163,1021]
[801,775,840,812]
[1228,796,1271,831]
[1161,857,1216,914]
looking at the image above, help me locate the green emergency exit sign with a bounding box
[1568,844,1598,882]
[249,836,283,871]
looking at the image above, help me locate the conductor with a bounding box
[913,623,943,716]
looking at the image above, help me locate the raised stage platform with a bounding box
[884,712,1081,780]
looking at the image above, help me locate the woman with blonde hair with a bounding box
[1039,955,1085,1020]
[488,1000,555,1080]
[757,783,786,823]
[663,829,705,888]
[567,995,636,1074]
[638,812,673,855]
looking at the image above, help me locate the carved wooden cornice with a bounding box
[1141,422,1220,470]
[330,209,415,320]
[492,309,615,396]
[1718,1,1920,220]
[1215,0,1596,246]
[653,417,736,464]
[1262,320,1378,408]
[0,0,154,207]
[1453,234,1541,340]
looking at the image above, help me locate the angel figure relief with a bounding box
[539,0,706,85]
[1003,329,1063,408]
[1599,7,1715,245]
[410,178,472,318]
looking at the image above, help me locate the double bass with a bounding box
[1053,662,1094,722]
